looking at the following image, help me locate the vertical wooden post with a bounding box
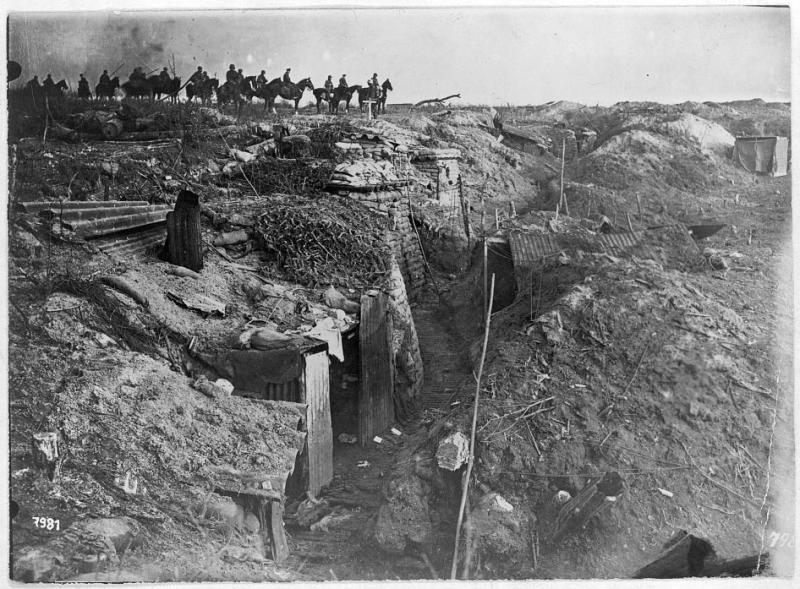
[32,432,60,482]
[627,213,634,232]
[166,189,204,272]
[480,196,486,232]
[483,239,488,320]
[636,192,643,221]
[559,138,567,216]
[494,208,499,230]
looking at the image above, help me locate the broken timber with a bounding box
[548,471,624,545]
[31,432,61,482]
[214,479,289,564]
[165,189,203,272]
[633,530,769,578]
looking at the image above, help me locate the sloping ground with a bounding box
[445,175,792,578]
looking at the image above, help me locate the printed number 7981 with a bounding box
[32,517,60,531]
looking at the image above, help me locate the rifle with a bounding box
[110,63,124,76]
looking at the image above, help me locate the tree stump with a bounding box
[32,432,61,481]
[165,190,203,272]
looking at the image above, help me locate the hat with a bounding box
[286,68,291,71]
[373,73,377,76]
[229,64,235,68]
[197,66,203,70]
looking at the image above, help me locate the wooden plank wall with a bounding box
[359,292,396,446]
[300,351,333,496]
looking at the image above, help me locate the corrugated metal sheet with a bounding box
[260,380,301,402]
[359,292,395,446]
[94,223,167,258]
[300,351,333,496]
[16,200,148,214]
[64,210,171,238]
[508,232,561,268]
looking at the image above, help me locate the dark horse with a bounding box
[147,75,182,103]
[313,88,338,114]
[95,77,120,101]
[358,79,393,115]
[331,85,361,114]
[121,78,154,100]
[255,77,314,115]
[187,77,218,105]
[216,80,247,114]
[46,80,69,99]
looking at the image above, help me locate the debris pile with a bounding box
[255,195,393,288]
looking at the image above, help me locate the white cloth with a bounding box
[308,317,344,362]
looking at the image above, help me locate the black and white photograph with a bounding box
[2,1,795,584]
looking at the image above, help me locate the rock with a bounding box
[214,379,235,396]
[436,431,470,471]
[13,547,63,582]
[337,433,358,444]
[67,517,144,556]
[489,494,514,513]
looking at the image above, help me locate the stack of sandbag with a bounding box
[328,159,401,190]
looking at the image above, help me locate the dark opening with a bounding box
[486,240,517,311]
[329,325,361,438]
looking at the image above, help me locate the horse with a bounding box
[358,79,393,115]
[256,77,314,115]
[44,80,68,99]
[121,78,154,101]
[147,75,182,102]
[95,77,120,102]
[331,85,361,114]
[377,79,393,114]
[216,80,245,115]
[312,88,335,114]
[187,77,218,105]
[240,76,257,102]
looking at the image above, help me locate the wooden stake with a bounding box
[636,193,643,221]
[451,275,495,580]
[494,208,499,229]
[559,138,567,216]
[627,212,634,232]
[483,239,488,320]
[480,196,486,232]
[32,432,60,481]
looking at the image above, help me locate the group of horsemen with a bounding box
[25,63,388,107]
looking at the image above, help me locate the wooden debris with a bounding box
[32,432,61,482]
[101,275,149,308]
[165,190,203,272]
[548,471,624,545]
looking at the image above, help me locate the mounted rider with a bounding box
[256,70,268,88]
[25,75,41,91]
[188,66,204,85]
[77,74,91,98]
[129,67,146,82]
[283,68,292,84]
[324,75,334,100]
[159,67,171,84]
[338,74,348,88]
[43,74,55,91]
[99,69,110,86]
[226,64,239,84]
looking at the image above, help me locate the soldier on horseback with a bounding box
[257,70,268,88]
[129,67,146,82]
[188,66,204,85]
[77,74,91,99]
[43,74,55,92]
[99,70,110,86]
[26,75,41,90]
[338,74,348,88]
[283,68,292,84]
[226,64,238,84]
[159,67,170,84]
[324,75,334,99]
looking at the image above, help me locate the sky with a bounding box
[6,5,791,106]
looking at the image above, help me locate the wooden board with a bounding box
[300,351,333,496]
[359,292,396,446]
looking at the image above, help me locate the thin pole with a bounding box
[483,239,488,320]
[559,138,566,214]
[450,274,495,579]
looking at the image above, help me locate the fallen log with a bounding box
[414,94,461,108]
[166,265,201,280]
[101,275,149,308]
[212,229,251,247]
